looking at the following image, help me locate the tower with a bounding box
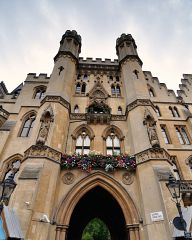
[0,31,191,240]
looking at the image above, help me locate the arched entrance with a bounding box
[55,172,140,240]
[68,186,127,240]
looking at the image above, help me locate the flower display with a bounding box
[61,153,136,172]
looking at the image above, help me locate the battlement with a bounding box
[25,73,50,82]
[79,57,119,65]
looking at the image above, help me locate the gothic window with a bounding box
[155,106,161,117]
[117,106,123,115]
[34,87,46,99]
[173,107,180,117]
[149,88,155,97]
[133,70,139,79]
[106,130,121,155]
[81,83,86,94]
[4,160,21,181]
[176,126,190,145]
[169,106,180,117]
[83,74,88,80]
[116,76,120,81]
[20,114,36,137]
[77,74,81,80]
[109,76,113,81]
[111,85,116,95]
[111,84,121,97]
[161,126,170,144]
[75,83,81,94]
[74,105,79,113]
[75,130,91,155]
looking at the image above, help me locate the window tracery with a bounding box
[20,113,36,137]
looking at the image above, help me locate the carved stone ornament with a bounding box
[41,95,70,109]
[127,99,152,113]
[122,172,134,185]
[24,145,61,163]
[36,106,54,145]
[136,148,171,165]
[88,80,109,104]
[143,108,160,148]
[62,172,75,185]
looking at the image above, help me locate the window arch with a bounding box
[149,88,155,97]
[155,106,161,117]
[102,125,124,155]
[75,130,91,155]
[117,106,123,115]
[74,105,79,113]
[175,126,190,145]
[34,86,46,99]
[81,83,86,94]
[111,84,121,97]
[75,83,81,94]
[71,125,95,155]
[173,107,180,117]
[20,113,36,137]
[161,125,170,144]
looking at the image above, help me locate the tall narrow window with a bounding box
[117,106,123,115]
[173,107,180,117]
[34,88,46,99]
[83,74,88,80]
[75,83,81,94]
[111,85,115,95]
[74,105,79,113]
[81,83,86,94]
[155,106,161,117]
[77,74,81,80]
[149,88,155,97]
[161,126,170,144]
[175,127,184,144]
[106,130,121,155]
[20,114,36,137]
[75,130,90,155]
[181,127,190,144]
[169,107,175,117]
[116,85,121,96]
[111,85,121,97]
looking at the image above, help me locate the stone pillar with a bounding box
[126,224,140,240]
[55,224,69,240]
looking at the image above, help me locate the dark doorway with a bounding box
[67,186,127,240]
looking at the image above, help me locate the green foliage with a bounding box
[82,218,111,240]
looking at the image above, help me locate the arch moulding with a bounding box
[55,171,140,227]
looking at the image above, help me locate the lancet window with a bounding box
[75,129,91,155]
[20,113,36,137]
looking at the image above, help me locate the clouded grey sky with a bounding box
[0,0,192,92]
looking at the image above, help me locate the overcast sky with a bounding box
[0,0,192,92]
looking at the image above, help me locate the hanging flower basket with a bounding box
[61,153,136,172]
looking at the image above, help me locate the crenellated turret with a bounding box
[47,30,81,102]
[54,30,81,62]
[116,33,142,66]
[116,33,148,105]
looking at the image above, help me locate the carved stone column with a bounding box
[55,224,69,240]
[126,224,140,240]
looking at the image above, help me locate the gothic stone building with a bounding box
[0,30,192,240]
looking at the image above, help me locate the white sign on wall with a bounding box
[150,211,164,222]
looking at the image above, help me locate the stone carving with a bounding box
[122,172,134,185]
[36,106,54,145]
[127,99,153,113]
[143,108,160,148]
[88,81,109,104]
[70,113,86,120]
[24,145,61,163]
[62,172,75,185]
[136,148,171,165]
[41,96,70,109]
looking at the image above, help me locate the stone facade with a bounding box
[0,30,192,240]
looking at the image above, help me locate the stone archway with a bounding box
[55,172,140,240]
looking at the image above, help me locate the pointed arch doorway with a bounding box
[55,172,140,240]
[68,186,126,240]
